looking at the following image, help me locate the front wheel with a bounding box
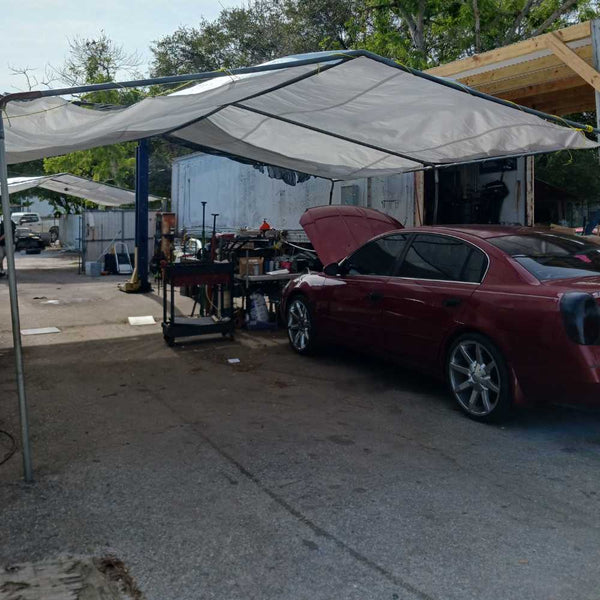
[286,296,316,355]
[447,333,512,423]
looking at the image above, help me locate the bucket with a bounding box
[85,261,101,277]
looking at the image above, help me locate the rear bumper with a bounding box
[522,381,600,407]
[518,357,600,407]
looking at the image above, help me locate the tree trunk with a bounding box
[472,0,481,53]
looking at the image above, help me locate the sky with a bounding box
[0,0,241,93]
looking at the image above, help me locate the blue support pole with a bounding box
[135,138,151,293]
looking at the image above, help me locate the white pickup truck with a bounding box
[11,212,59,246]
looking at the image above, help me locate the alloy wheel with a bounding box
[287,298,311,352]
[449,340,501,417]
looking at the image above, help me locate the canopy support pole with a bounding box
[135,139,151,293]
[0,117,33,483]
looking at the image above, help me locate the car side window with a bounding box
[396,234,487,283]
[345,234,408,276]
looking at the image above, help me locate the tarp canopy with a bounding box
[3,52,596,180]
[4,174,163,207]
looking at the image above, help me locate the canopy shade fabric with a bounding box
[5,174,162,207]
[3,53,597,180]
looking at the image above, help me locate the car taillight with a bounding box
[560,292,600,345]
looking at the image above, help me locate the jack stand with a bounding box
[119,247,152,293]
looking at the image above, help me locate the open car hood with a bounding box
[299,205,403,266]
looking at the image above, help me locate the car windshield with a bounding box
[489,232,600,281]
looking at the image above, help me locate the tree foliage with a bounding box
[150,0,598,75]
[150,0,360,78]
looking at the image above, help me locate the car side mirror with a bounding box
[323,263,343,277]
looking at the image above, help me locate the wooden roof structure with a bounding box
[427,20,600,117]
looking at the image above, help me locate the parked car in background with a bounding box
[283,205,600,422]
[11,212,59,247]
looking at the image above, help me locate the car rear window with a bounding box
[489,233,600,281]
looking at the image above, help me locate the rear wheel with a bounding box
[447,333,512,423]
[286,296,315,355]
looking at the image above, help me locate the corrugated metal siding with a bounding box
[59,210,156,264]
[172,153,416,233]
[59,214,82,250]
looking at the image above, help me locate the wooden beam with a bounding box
[427,21,590,77]
[510,85,594,110]
[533,101,595,116]
[526,157,534,227]
[544,31,600,92]
[454,45,592,90]
[492,75,586,101]
[524,96,596,116]
[475,65,586,96]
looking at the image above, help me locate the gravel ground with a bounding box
[1,250,600,600]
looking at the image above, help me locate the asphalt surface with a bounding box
[1,250,600,600]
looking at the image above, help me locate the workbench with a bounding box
[234,271,301,321]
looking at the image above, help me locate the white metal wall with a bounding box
[172,153,417,233]
[59,210,156,263]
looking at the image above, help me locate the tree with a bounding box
[150,0,358,79]
[42,33,147,205]
[52,31,142,88]
[355,0,598,68]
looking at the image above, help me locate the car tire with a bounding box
[286,295,316,355]
[446,333,512,423]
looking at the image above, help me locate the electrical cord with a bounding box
[0,429,17,467]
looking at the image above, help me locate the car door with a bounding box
[382,233,488,367]
[322,234,409,351]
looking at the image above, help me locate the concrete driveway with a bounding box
[1,250,599,600]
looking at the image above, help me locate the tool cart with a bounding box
[162,261,234,346]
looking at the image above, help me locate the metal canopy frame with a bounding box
[1,48,597,482]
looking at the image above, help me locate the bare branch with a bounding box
[7,64,58,92]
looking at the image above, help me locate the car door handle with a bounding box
[443,297,462,307]
[368,292,384,302]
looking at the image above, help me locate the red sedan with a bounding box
[283,206,600,422]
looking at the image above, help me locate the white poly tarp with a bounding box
[5,174,162,207]
[3,54,597,179]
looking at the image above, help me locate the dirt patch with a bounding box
[0,557,144,599]
[95,555,144,600]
